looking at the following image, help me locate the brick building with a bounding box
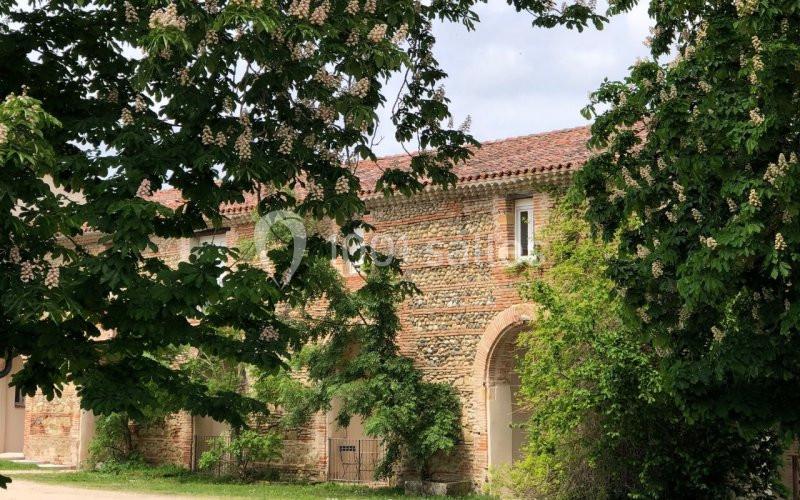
[0,126,592,485]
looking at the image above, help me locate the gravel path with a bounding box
[3,478,196,499]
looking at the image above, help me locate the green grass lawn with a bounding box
[10,466,492,499]
[0,459,41,470]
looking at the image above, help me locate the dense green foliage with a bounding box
[511,195,784,498]
[509,196,654,498]
[88,413,142,467]
[305,265,462,480]
[199,429,283,479]
[0,0,647,490]
[0,3,615,489]
[0,94,62,488]
[574,0,800,494]
[259,262,462,480]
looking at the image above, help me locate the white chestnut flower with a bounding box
[392,23,409,44]
[345,0,359,14]
[134,95,146,113]
[367,23,388,43]
[711,326,725,342]
[148,3,186,31]
[309,1,330,25]
[136,179,152,198]
[775,233,787,251]
[346,31,360,46]
[201,125,214,145]
[749,108,764,126]
[120,108,134,127]
[288,0,311,18]
[748,189,762,208]
[9,246,21,264]
[260,326,279,341]
[179,68,190,86]
[234,127,253,161]
[349,78,370,99]
[20,261,35,283]
[335,176,350,195]
[306,180,324,200]
[44,266,60,289]
[651,260,664,278]
[124,1,138,22]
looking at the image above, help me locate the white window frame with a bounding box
[14,386,24,408]
[192,231,228,285]
[193,233,225,247]
[514,198,535,261]
[346,227,365,275]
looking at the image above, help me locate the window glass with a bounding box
[519,210,530,256]
[514,198,534,261]
[347,227,365,274]
[14,386,24,408]
[192,232,228,285]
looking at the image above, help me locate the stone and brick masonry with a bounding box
[20,126,592,486]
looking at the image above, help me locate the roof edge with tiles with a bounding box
[147,125,592,215]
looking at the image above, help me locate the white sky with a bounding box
[373,1,652,155]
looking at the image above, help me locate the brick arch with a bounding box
[471,303,537,482]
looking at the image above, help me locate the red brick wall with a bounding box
[23,177,562,485]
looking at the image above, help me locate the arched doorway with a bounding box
[485,329,530,466]
[1,357,26,454]
[472,304,536,479]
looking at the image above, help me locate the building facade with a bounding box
[0,126,592,485]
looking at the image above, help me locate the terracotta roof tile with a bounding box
[149,125,591,214]
[355,125,590,194]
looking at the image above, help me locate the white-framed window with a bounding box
[192,231,229,285]
[14,386,24,408]
[345,227,365,275]
[193,232,227,250]
[514,198,535,261]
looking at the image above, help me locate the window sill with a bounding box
[516,255,540,265]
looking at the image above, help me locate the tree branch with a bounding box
[0,349,14,378]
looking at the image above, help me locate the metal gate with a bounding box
[327,438,385,482]
[193,434,232,474]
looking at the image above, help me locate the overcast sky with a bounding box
[373,1,652,155]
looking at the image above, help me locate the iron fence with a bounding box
[327,438,386,483]
[193,434,232,475]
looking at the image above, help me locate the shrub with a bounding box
[88,413,139,468]
[199,430,282,480]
